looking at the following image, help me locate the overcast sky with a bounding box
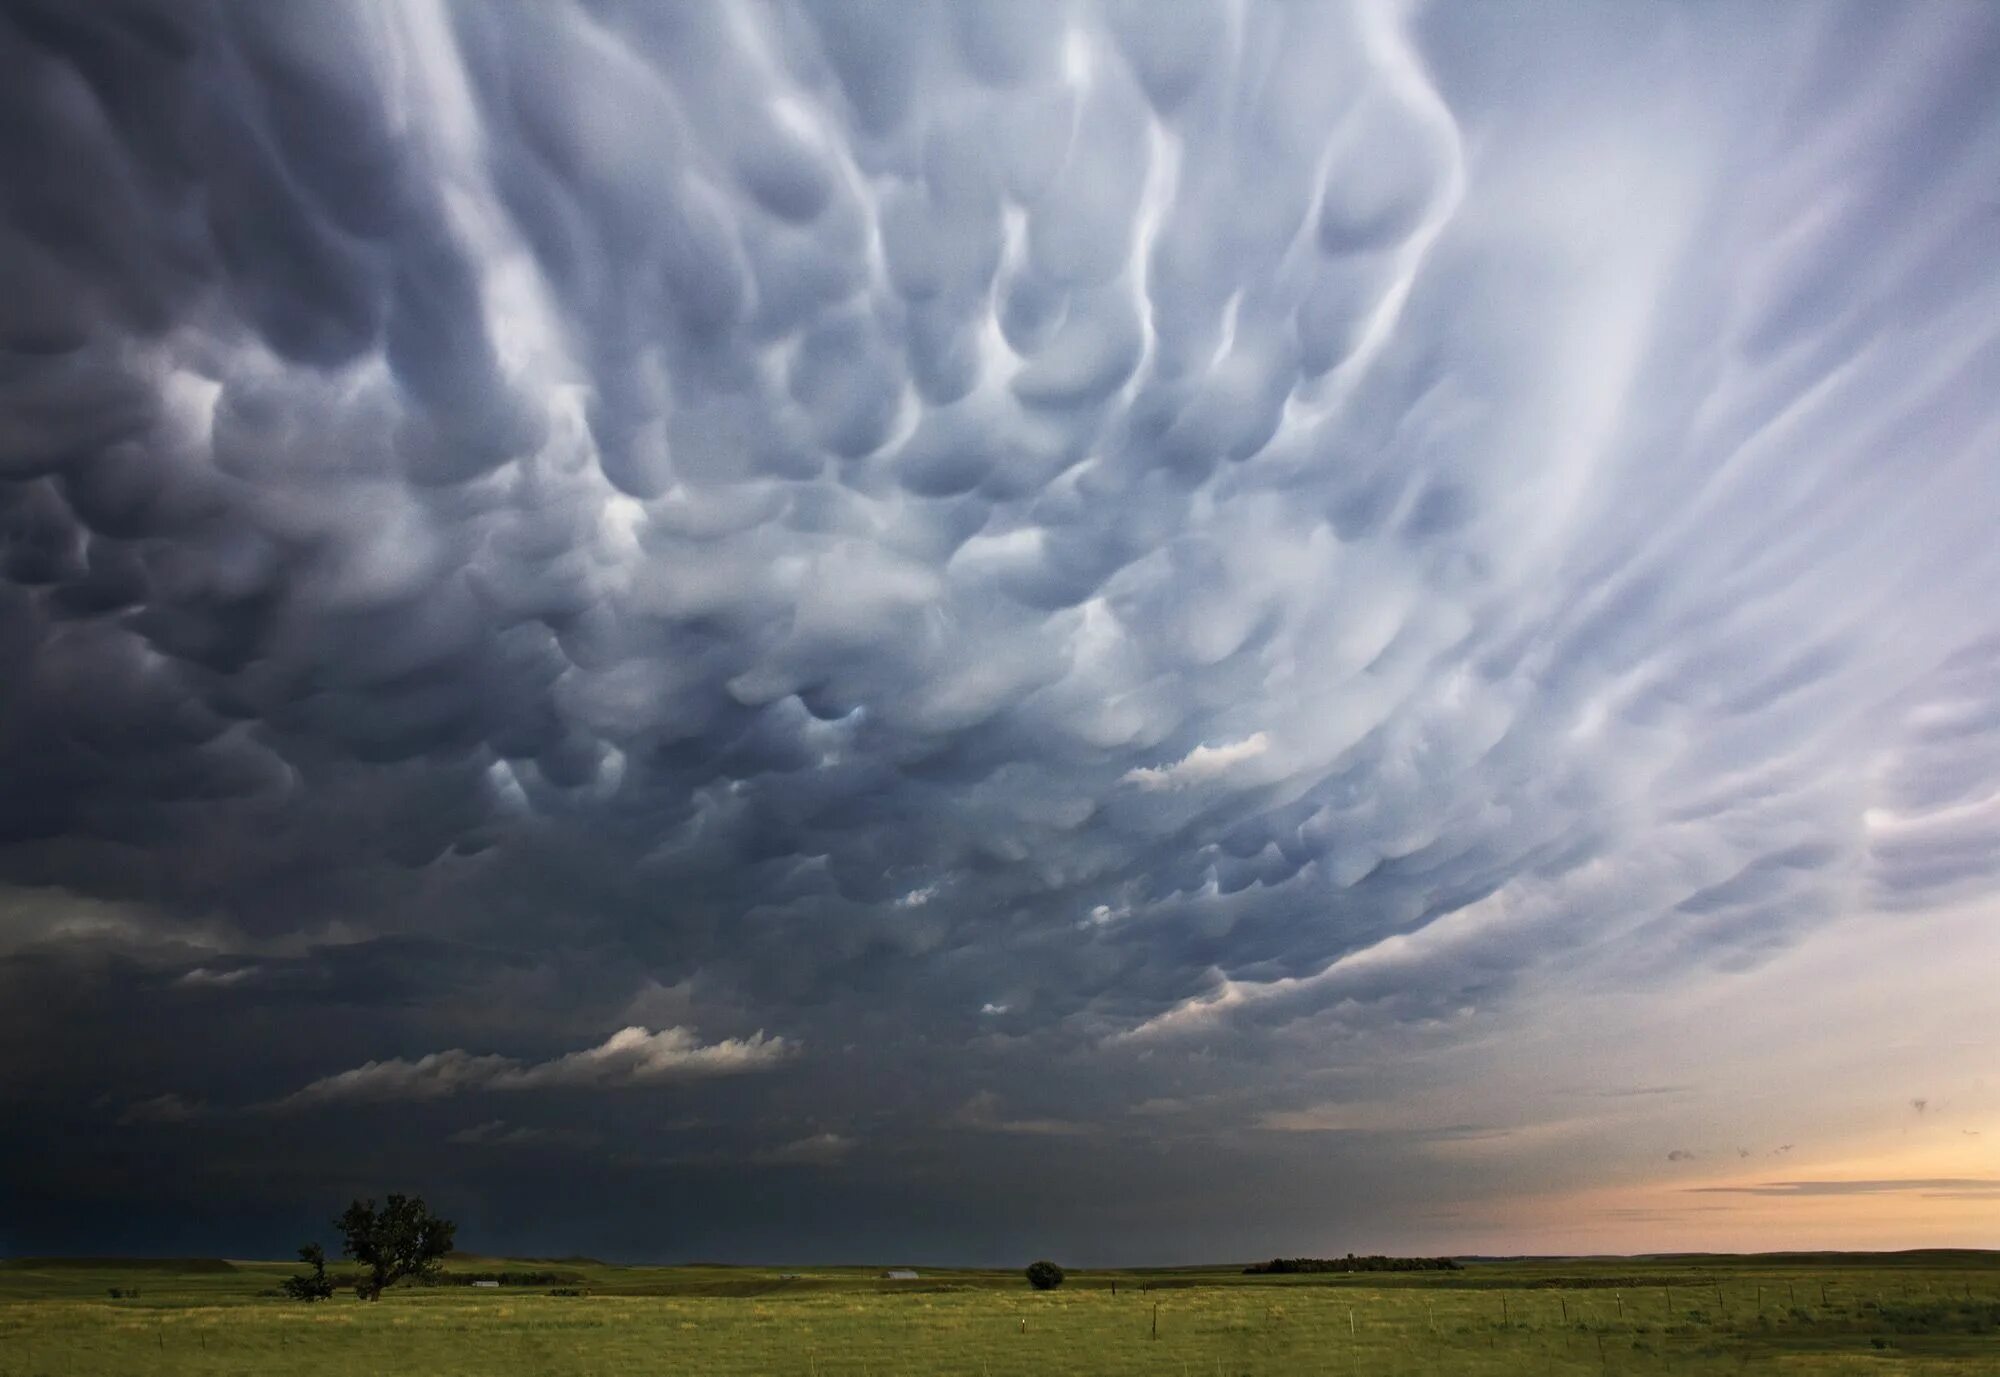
[3,0,1997,1264]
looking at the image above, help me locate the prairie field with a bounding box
[3,1252,1998,1375]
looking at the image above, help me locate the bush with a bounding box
[282,1243,335,1302]
[1025,1259,1065,1291]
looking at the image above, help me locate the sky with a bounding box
[1,0,1997,1265]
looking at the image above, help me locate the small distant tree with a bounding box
[282,1243,335,1301]
[335,1194,456,1300]
[1025,1259,1065,1291]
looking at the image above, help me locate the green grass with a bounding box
[3,1253,1997,1374]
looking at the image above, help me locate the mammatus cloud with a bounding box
[7,0,1992,1049]
[2,0,1998,1259]
[273,1027,792,1109]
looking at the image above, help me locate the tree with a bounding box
[1025,1259,1065,1291]
[282,1242,335,1301]
[335,1194,456,1300]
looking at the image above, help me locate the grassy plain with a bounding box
[2,1251,1998,1374]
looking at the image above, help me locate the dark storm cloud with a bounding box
[3,0,1999,1259]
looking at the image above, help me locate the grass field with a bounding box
[3,1252,1998,1374]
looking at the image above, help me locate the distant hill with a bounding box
[0,1257,237,1272]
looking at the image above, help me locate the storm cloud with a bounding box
[2,0,1997,1262]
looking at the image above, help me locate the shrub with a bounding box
[1025,1259,1065,1291]
[282,1243,336,1302]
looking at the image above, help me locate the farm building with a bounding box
[880,1269,919,1280]
[470,1280,499,1289]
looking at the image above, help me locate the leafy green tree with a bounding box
[282,1242,335,1301]
[1025,1259,1065,1291]
[335,1194,456,1300]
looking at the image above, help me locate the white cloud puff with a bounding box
[275,1027,792,1108]
[1122,733,1273,791]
